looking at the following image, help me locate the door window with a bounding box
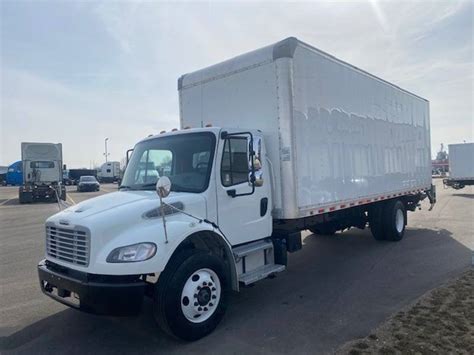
[221,138,249,187]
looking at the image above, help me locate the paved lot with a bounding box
[0,180,472,354]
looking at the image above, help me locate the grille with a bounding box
[46,226,90,266]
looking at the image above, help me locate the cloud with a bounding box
[1,68,177,167]
[1,0,472,166]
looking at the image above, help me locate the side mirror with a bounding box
[156,176,171,198]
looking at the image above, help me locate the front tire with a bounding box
[153,250,228,341]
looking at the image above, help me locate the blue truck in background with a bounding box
[6,161,23,186]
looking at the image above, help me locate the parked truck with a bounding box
[38,38,435,341]
[6,161,22,186]
[19,142,65,203]
[97,161,121,183]
[443,143,474,189]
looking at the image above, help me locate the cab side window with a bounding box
[221,138,249,187]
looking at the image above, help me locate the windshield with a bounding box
[121,132,216,193]
[80,176,96,182]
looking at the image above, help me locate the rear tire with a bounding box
[370,199,406,241]
[153,249,228,341]
[369,205,385,240]
[383,199,406,241]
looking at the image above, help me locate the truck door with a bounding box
[216,132,272,245]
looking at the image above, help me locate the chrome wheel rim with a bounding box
[395,209,404,233]
[181,268,221,323]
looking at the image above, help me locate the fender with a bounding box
[159,223,239,291]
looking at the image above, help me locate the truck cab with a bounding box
[19,142,66,203]
[38,127,278,341]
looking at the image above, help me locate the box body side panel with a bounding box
[180,62,284,213]
[291,46,432,214]
[448,143,474,179]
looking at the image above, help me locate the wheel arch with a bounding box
[164,230,239,291]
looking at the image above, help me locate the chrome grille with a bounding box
[46,226,90,266]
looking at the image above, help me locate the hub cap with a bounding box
[395,208,404,233]
[181,268,221,323]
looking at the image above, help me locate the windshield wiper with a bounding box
[138,183,157,189]
[118,185,132,190]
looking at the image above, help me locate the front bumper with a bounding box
[38,259,146,316]
[78,184,99,191]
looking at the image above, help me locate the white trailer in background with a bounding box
[97,161,121,183]
[444,143,474,189]
[38,37,436,341]
[19,142,65,203]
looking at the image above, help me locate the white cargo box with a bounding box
[179,37,432,219]
[448,143,474,180]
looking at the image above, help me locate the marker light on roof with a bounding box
[205,123,213,127]
[171,128,178,132]
[160,130,166,134]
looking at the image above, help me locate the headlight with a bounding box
[106,242,157,263]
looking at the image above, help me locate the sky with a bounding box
[0,0,473,168]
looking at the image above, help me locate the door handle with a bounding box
[227,189,236,197]
[260,197,268,216]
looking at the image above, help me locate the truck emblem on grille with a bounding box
[59,220,70,226]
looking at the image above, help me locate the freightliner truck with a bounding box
[443,143,474,189]
[38,38,436,340]
[19,142,66,203]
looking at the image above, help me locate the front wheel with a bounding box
[153,250,228,341]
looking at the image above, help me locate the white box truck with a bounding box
[19,142,66,203]
[444,143,474,189]
[38,38,435,341]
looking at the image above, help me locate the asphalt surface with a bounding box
[0,180,472,354]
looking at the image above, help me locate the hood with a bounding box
[52,190,206,222]
[45,190,210,274]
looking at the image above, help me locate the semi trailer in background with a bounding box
[97,161,121,183]
[444,143,474,189]
[19,142,65,203]
[38,37,435,341]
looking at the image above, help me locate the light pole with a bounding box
[104,138,110,163]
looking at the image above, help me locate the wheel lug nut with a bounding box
[209,303,213,306]
[204,307,208,311]
[212,295,216,299]
[194,294,198,298]
[194,302,198,306]
[197,286,201,290]
[198,307,202,311]
[203,282,207,286]
[208,282,213,287]
[211,287,216,291]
